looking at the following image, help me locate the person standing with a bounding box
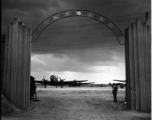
[30,76,35,100]
[30,76,38,100]
[42,77,47,88]
[112,83,118,102]
[43,80,47,88]
[33,83,38,100]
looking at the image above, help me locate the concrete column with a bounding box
[7,23,13,100]
[1,35,5,90]
[3,27,8,96]
[146,26,151,112]
[16,22,23,108]
[128,25,135,110]
[21,25,28,109]
[27,28,32,108]
[10,18,19,106]
[3,18,32,110]
[125,16,151,112]
[25,27,30,109]
[143,23,148,111]
[132,23,140,111]
[125,28,131,109]
[136,19,146,111]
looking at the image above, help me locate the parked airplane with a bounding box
[63,79,94,87]
[34,75,91,88]
[113,80,126,88]
[35,75,64,88]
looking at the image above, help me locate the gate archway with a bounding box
[2,10,151,112]
[31,10,151,112]
[31,10,125,45]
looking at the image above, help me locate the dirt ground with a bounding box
[1,87,151,120]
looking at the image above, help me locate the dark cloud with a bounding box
[31,46,125,73]
[2,0,150,32]
[31,16,123,55]
[31,53,102,73]
[2,0,64,33]
[2,0,60,11]
[62,0,150,16]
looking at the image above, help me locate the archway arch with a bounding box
[32,10,125,45]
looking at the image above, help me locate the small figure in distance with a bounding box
[59,77,64,88]
[30,76,35,100]
[30,76,39,101]
[43,80,47,88]
[112,83,118,103]
[33,83,38,100]
[42,77,47,88]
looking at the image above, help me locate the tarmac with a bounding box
[1,87,151,120]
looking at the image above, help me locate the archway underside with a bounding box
[32,10,125,45]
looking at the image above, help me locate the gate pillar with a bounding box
[125,14,151,112]
[3,18,31,110]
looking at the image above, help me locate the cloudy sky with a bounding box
[2,0,150,83]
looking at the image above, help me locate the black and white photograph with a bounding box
[1,0,151,120]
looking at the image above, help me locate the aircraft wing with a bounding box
[34,80,43,84]
[64,80,88,83]
[75,80,88,82]
[79,82,94,85]
[35,79,50,84]
[115,83,126,88]
[115,83,126,85]
[35,80,57,86]
[113,80,126,82]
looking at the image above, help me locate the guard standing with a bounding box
[30,76,35,100]
[112,83,118,102]
[30,76,38,100]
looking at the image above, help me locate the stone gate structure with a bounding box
[125,15,151,112]
[2,18,31,109]
[1,11,151,112]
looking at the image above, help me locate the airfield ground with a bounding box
[1,87,151,120]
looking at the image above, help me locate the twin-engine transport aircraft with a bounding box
[113,80,126,88]
[34,75,92,88]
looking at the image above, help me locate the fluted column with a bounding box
[3,18,32,110]
[125,16,151,112]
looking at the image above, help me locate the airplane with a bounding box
[113,80,126,88]
[63,79,94,87]
[34,75,91,88]
[35,75,64,88]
